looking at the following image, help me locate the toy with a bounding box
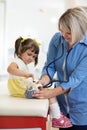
[20,78,42,98]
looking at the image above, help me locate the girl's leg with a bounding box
[56,94,67,115]
[49,97,61,118]
[49,97,72,128]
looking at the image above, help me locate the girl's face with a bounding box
[21,49,37,64]
[60,26,72,43]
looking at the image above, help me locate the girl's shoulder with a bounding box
[12,57,26,68]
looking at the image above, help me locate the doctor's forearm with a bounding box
[52,85,68,97]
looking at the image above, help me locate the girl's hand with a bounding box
[25,73,34,80]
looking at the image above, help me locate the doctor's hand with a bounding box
[38,75,50,86]
[32,87,55,99]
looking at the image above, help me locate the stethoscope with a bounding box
[43,42,68,88]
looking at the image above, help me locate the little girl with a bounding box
[7,37,39,98]
[7,37,72,128]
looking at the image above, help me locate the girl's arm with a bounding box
[7,62,34,79]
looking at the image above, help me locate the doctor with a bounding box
[33,6,87,130]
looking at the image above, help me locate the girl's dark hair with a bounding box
[14,37,39,65]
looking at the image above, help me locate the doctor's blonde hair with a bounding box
[58,6,87,44]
